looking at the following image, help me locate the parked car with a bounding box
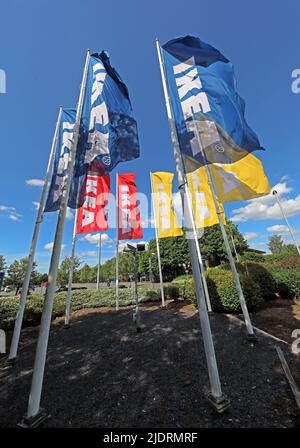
[4,286,12,292]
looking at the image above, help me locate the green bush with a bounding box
[271,269,300,299]
[240,252,265,263]
[163,285,180,300]
[139,289,160,302]
[172,275,192,283]
[173,267,263,313]
[0,287,162,331]
[263,252,299,263]
[206,269,263,312]
[264,256,300,270]
[239,262,277,300]
[0,296,20,331]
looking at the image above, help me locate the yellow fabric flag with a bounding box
[151,172,183,238]
[187,168,226,228]
[210,153,270,203]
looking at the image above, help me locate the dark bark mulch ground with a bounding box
[0,303,299,428]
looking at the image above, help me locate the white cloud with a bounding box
[44,242,54,250]
[8,214,20,221]
[44,242,65,251]
[80,251,97,257]
[266,224,289,233]
[32,201,40,210]
[0,205,22,221]
[66,208,74,220]
[231,182,300,222]
[26,179,45,187]
[280,175,289,182]
[244,232,260,241]
[250,182,292,206]
[80,233,113,246]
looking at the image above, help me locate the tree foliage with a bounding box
[57,256,81,287]
[198,221,248,266]
[0,255,6,272]
[5,257,38,292]
[268,235,285,254]
[145,236,190,281]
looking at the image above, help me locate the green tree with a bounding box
[0,255,6,272]
[268,235,284,254]
[57,256,81,287]
[138,250,151,279]
[35,272,48,285]
[78,263,94,283]
[199,221,248,266]
[147,236,189,281]
[119,252,134,280]
[6,257,38,293]
[95,258,115,282]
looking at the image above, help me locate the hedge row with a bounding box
[0,287,161,331]
[173,267,264,313]
[172,261,300,313]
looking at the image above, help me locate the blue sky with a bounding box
[0,0,300,272]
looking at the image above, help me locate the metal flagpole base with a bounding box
[5,356,17,365]
[207,393,230,414]
[246,332,258,342]
[18,409,49,428]
[133,312,141,333]
[63,323,70,329]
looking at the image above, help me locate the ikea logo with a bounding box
[291,69,300,94]
[0,69,6,93]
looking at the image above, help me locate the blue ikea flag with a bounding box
[44,109,85,211]
[75,51,140,177]
[162,36,265,170]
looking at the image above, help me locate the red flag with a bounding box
[76,172,110,234]
[117,173,143,240]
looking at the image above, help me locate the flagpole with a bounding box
[22,49,91,426]
[115,173,120,310]
[273,189,300,256]
[194,232,212,312]
[156,39,229,412]
[191,116,256,340]
[96,233,102,289]
[64,208,79,326]
[230,232,240,262]
[8,106,63,361]
[150,172,165,307]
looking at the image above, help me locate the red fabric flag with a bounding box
[76,172,110,234]
[117,173,143,240]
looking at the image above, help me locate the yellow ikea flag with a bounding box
[187,168,226,228]
[210,153,270,203]
[151,172,183,238]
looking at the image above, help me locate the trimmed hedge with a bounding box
[271,269,300,299]
[238,262,277,300]
[173,266,264,313]
[172,258,300,310]
[164,285,180,300]
[0,287,160,331]
[206,269,263,312]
